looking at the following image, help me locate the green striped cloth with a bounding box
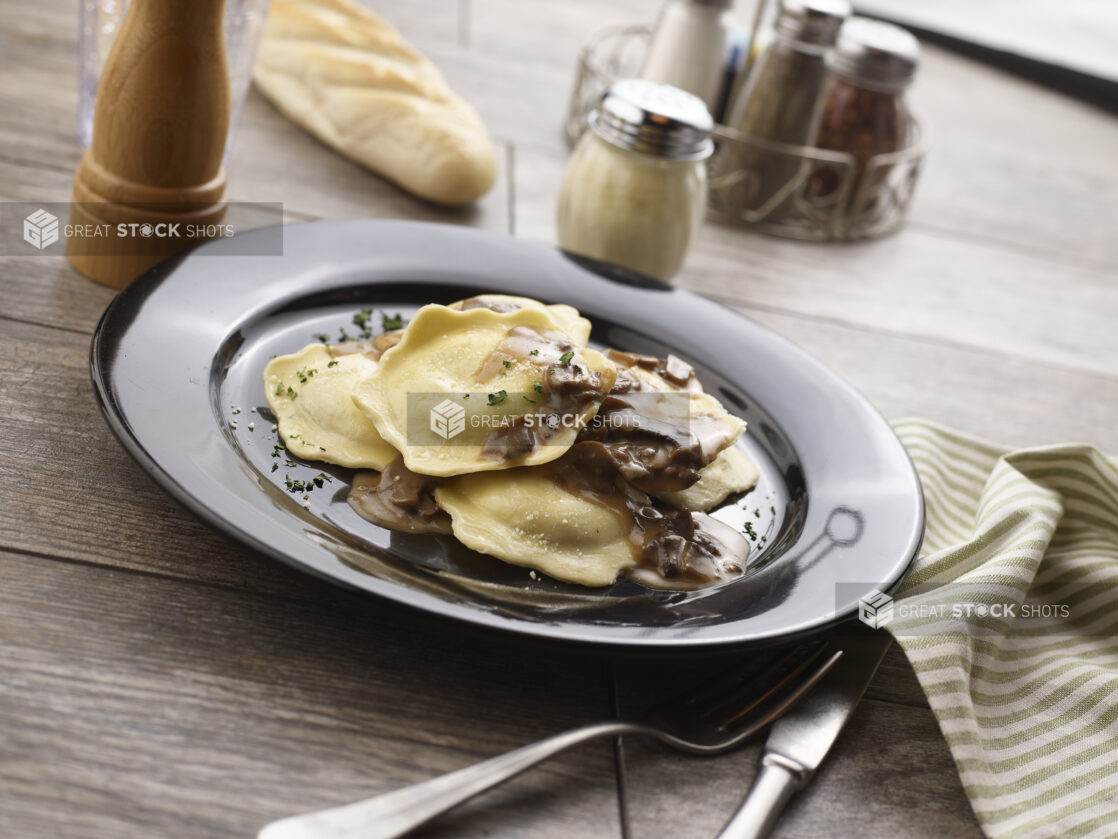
[887,419,1118,838]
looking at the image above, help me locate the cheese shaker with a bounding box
[557,79,714,282]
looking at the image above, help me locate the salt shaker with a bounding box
[557,79,713,282]
[725,0,850,220]
[640,0,738,120]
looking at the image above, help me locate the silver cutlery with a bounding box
[716,630,892,839]
[258,643,843,839]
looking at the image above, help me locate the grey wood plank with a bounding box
[615,683,983,838]
[0,316,342,593]
[512,144,1118,379]
[0,549,622,839]
[740,305,1118,453]
[907,50,1118,270]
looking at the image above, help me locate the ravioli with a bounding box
[580,360,747,493]
[352,304,617,476]
[268,297,760,591]
[657,445,760,511]
[435,466,636,587]
[436,442,752,589]
[448,294,592,346]
[264,343,397,469]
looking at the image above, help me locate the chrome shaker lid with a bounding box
[833,17,920,86]
[775,0,851,46]
[589,79,714,161]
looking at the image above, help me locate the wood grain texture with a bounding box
[0,550,621,839]
[616,693,984,839]
[2,0,1117,836]
[513,144,1118,378]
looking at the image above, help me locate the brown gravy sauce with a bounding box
[343,316,749,588]
[348,456,451,535]
[452,296,523,314]
[476,326,614,461]
[579,349,735,493]
[547,443,748,587]
[331,330,402,361]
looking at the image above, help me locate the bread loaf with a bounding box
[252,0,497,206]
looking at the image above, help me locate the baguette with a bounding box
[252,0,497,206]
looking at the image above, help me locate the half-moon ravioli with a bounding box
[264,343,397,469]
[656,445,760,511]
[448,294,591,347]
[435,467,636,587]
[352,304,616,476]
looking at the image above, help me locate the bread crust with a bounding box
[253,0,497,206]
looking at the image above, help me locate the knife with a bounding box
[715,628,892,839]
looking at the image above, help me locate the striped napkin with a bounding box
[885,419,1118,839]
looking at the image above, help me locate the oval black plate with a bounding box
[91,220,922,650]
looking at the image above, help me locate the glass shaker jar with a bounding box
[811,18,920,207]
[723,0,850,220]
[640,0,738,120]
[557,79,714,282]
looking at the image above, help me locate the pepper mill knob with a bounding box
[68,0,230,289]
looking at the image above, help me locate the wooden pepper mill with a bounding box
[68,0,230,289]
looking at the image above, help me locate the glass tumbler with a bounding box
[78,0,270,161]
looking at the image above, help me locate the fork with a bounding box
[257,643,843,839]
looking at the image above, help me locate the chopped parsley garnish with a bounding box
[571,364,583,376]
[488,390,508,405]
[284,472,333,494]
[522,395,537,403]
[296,367,317,383]
[271,462,278,472]
[317,333,330,344]
[502,359,512,369]
[382,312,404,331]
[559,350,574,365]
[353,307,374,338]
[770,506,776,514]
[529,349,539,356]
[274,382,285,397]
[532,381,543,393]
[743,521,758,541]
[327,359,339,368]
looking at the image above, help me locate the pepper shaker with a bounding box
[67,0,230,289]
[725,0,850,221]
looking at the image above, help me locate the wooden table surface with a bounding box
[2,1,1117,837]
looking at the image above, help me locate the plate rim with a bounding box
[90,219,924,651]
